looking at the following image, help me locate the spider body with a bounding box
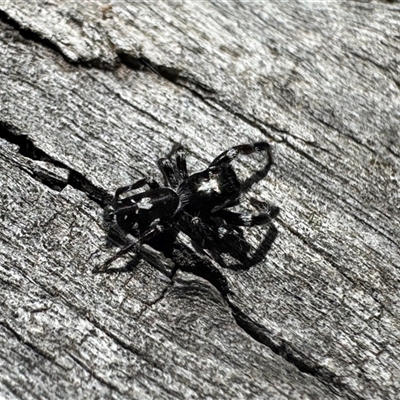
[100,142,277,269]
[178,164,240,215]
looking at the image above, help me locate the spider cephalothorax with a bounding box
[99,142,278,269]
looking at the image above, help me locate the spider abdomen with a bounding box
[115,188,180,233]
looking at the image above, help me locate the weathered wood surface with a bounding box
[0,1,399,399]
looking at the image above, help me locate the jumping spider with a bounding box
[97,142,278,270]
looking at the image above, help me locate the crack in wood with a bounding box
[0,10,67,62]
[168,243,361,399]
[226,302,363,400]
[0,9,116,69]
[0,121,112,206]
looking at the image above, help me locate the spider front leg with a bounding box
[158,146,188,188]
[158,157,179,188]
[210,142,272,168]
[175,146,188,181]
[113,177,159,206]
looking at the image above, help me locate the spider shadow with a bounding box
[210,224,278,272]
[241,160,272,194]
[209,153,278,271]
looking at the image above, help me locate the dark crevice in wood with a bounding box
[119,53,217,96]
[0,9,64,60]
[226,302,362,400]
[172,243,232,297]
[97,236,334,392]
[171,242,359,399]
[168,232,368,399]
[176,223,358,396]
[0,8,284,142]
[0,9,213,86]
[0,9,116,69]
[0,121,112,206]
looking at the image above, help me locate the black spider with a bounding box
[97,142,278,270]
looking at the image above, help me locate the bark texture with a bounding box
[0,1,399,399]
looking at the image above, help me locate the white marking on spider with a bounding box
[137,197,153,210]
[240,214,252,226]
[191,216,201,225]
[218,226,228,238]
[198,178,221,194]
[227,149,238,159]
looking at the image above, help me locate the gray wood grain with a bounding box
[0,1,399,399]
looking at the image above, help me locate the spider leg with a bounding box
[94,223,165,272]
[214,207,279,227]
[175,146,188,181]
[188,214,209,246]
[113,204,138,215]
[209,142,271,168]
[211,197,240,214]
[113,177,159,205]
[158,146,189,188]
[158,157,180,188]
